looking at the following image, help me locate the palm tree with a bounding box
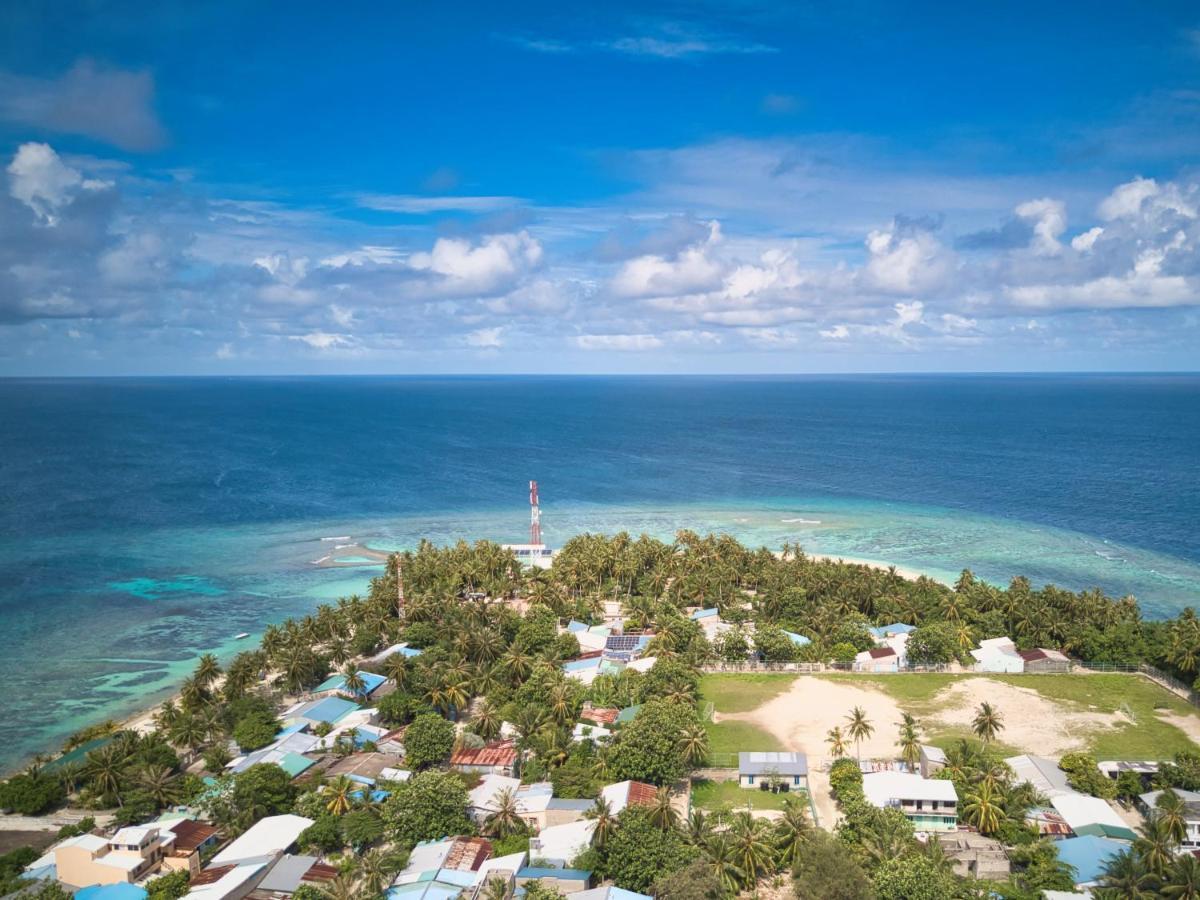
[897,721,921,770]
[677,724,709,767]
[585,796,617,849]
[773,797,811,868]
[472,700,502,742]
[649,786,678,830]
[356,849,403,897]
[1164,853,1200,899]
[325,775,356,816]
[484,788,524,838]
[1135,816,1178,878]
[1157,788,1189,845]
[1097,848,1157,899]
[136,765,180,807]
[971,702,1004,746]
[341,663,367,697]
[169,715,206,761]
[383,654,409,691]
[84,745,125,806]
[547,684,574,727]
[703,834,746,894]
[962,782,1004,834]
[501,647,533,684]
[729,813,775,890]
[825,726,848,758]
[318,874,358,900]
[479,877,510,900]
[195,653,222,688]
[845,707,874,761]
[685,808,713,846]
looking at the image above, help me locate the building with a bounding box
[211,815,314,866]
[970,637,1024,673]
[247,855,338,899]
[281,696,360,728]
[854,646,899,673]
[861,771,958,832]
[919,745,946,779]
[868,623,915,641]
[1005,754,1078,800]
[528,819,595,867]
[599,780,658,814]
[312,671,387,698]
[186,859,277,900]
[938,832,1010,879]
[1050,794,1137,841]
[689,609,732,641]
[1139,790,1200,849]
[1098,759,1160,785]
[55,819,218,889]
[566,887,650,900]
[1053,835,1129,889]
[738,752,808,791]
[781,630,811,649]
[469,775,557,831]
[515,868,591,894]
[1017,648,1071,673]
[571,722,612,744]
[451,739,519,777]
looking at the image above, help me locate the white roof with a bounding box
[529,819,595,863]
[626,656,657,673]
[920,745,947,764]
[470,774,521,811]
[380,766,412,782]
[56,833,108,854]
[600,780,645,815]
[862,771,958,806]
[972,637,1021,660]
[1006,754,1078,799]
[211,814,313,865]
[1051,794,1129,831]
[186,860,270,900]
[477,851,528,879]
[572,722,612,742]
[111,825,158,845]
[397,839,456,880]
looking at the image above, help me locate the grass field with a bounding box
[691,778,803,811]
[700,674,797,713]
[705,718,782,765]
[701,672,1200,760]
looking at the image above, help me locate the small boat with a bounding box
[234,632,250,640]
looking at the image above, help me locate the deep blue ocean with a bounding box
[1,374,1198,770]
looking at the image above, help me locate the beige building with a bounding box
[55,820,218,888]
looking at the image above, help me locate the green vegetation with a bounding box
[698,674,795,713]
[690,778,799,811]
[703,719,782,765]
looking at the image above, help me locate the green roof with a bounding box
[616,705,642,723]
[1073,822,1138,842]
[45,735,115,771]
[278,752,316,778]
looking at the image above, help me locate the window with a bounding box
[746,775,755,785]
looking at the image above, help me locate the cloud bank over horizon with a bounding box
[1,3,1198,374]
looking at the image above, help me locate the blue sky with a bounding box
[1,0,1199,374]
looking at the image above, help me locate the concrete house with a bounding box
[738,752,808,791]
[862,771,958,832]
[854,646,899,673]
[919,745,947,779]
[56,820,218,889]
[971,637,1024,673]
[451,740,519,777]
[1018,648,1071,673]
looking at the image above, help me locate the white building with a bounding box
[1005,754,1078,800]
[528,819,595,866]
[211,815,314,866]
[862,771,958,832]
[971,637,1024,673]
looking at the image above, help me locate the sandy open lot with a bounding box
[717,675,1132,763]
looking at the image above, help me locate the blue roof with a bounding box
[386,882,464,900]
[517,868,591,880]
[567,620,589,633]
[276,721,308,738]
[782,630,811,646]
[563,657,600,672]
[315,671,387,696]
[395,646,423,658]
[868,622,916,638]
[297,695,359,724]
[1054,835,1128,885]
[77,885,148,900]
[690,608,719,620]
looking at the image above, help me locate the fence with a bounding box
[698,660,1200,708]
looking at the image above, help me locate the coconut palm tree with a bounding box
[341,663,367,697]
[685,809,713,846]
[1164,853,1200,899]
[1096,849,1157,899]
[548,684,574,727]
[195,653,222,688]
[325,775,356,816]
[649,787,679,830]
[773,797,811,868]
[971,702,1004,746]
[825,726,848,758]
[356,849,403,897]
[703,835,746,894]
[383,655,409,691]
[84,745,125,806]
[845,707,874,761]
[472,700,502,742]
[484,788,524,838]
[586,796,617,849]
[1156,788,1189,845]
[479,877,510,900]
[318,874,358,900]
[729,813,775,890]
[677,724,709,767]
[897,721,921,770]
[962,782,1004,834]
[501,647,533,684]
[136,764,181,807]
[1134,816,1178,878]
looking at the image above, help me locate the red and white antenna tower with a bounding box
[529,480,542,545]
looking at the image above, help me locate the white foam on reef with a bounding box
[781,517,822,524]
[321,535,351,541]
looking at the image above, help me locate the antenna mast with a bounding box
[529,480,541,545]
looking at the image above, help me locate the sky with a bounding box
[1,1,1199,374]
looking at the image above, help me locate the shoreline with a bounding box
[804,552,948,585]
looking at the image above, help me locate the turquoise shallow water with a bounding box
[0,375,1197,771]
